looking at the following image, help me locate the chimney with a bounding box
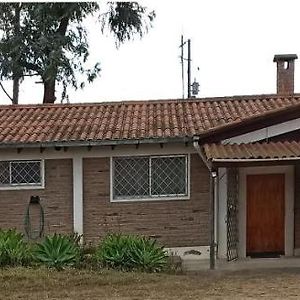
[273,54,298,95]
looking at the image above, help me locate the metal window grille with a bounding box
[0,160,42,186]
[0,161,10,184]
[113,157,150,199]
[151,156,187,197]
[113,155,188,200]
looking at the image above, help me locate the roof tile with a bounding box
[0,94,299,145]
[204,141,300,160]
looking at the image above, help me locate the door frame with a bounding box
[238,165,294,258]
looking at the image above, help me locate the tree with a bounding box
[0,2,155,104]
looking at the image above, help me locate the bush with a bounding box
[95,233,167,272]
[0,229,32,267]
[34,233,80,270]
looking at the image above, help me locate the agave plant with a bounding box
[35,233,80,270]
[0,229,32,267]
[95,233,167,272]
[127,236,167,272]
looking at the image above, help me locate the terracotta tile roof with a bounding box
[0,94,300,146]
[204,141,300,160]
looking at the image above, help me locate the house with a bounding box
[0,54,300,269]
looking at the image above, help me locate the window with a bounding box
[112,155,188,201]
[0,160,43,188]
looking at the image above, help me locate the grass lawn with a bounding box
[1,267,300,299]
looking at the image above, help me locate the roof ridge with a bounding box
[1,93,300,109]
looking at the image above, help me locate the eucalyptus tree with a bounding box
[0,2,155,103]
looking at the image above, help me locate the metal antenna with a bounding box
[187,39,191,98]
[179,36,195,99]
[179,35,186,99]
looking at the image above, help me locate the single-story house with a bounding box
[1,54,300,268]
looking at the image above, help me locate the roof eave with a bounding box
[210,157,300,168]
[0,136,193,149]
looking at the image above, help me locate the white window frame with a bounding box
[0,159,45,190]
[110,154,190,202]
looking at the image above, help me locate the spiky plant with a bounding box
[95,233,167,272]
[35,233,80,270]
[0,229,32,267]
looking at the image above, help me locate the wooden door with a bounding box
[246,174,285,256]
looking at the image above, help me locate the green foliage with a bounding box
[35,233,80,270]
[0,229,32,267]
[67,232,83,248]
[0,2,155,103]
[95,233,167,272]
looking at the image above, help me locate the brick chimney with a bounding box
[273,54,298,95]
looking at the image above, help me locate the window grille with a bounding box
[0,160,42,187]
[151,156,187,196]
[113,157,150,198]
[112,155,188,200]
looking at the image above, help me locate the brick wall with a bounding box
[0,159,73,236]
[276,60,295,95]
[294,165,300,248]
[83,154,210,247]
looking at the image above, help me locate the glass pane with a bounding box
[151,156,187,196]
[0,161,10,185]
[113,157,149,199]
[11,161,41,184]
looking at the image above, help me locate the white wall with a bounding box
[223,117,300,144]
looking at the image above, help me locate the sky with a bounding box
[1,0,300,105]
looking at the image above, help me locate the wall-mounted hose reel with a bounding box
[24,195,45,240]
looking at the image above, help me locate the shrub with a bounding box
[0,229,32,267]
[95,233,167,272]
[34,233,80,270]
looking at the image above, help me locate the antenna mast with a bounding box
[179,36,199,99]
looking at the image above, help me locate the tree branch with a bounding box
[23,72,39,77]
[0,81,13,102]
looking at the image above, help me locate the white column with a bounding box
[218,168,227,259]
[73,156,83,235]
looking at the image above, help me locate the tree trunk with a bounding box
[42,16,69,104]
[12,77,19,104]
[43,79,56,103]
[12,3,21,105]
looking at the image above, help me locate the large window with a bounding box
[112,155,188,201]
[0,160,43,188]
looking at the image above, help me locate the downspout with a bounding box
[193,138,217,270]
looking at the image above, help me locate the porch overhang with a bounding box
[203,141,300,167]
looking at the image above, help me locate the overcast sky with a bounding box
[1,0,300,105]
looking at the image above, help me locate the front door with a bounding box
[246,174,285,257]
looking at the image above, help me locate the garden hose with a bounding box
[24,196,45,240]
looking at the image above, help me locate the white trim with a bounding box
[73,156,83,235]
[223,117,300,144]
[212,157,300,163]
[0,159,45,190]
[110,154,191,202]
[217,168,227,259]
[0,143,196,160]
[238,165,294,258]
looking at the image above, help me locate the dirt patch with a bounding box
[1,267,300,299]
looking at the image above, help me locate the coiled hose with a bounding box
[24,196,45,240]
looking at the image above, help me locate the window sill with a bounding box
[111,195,190,203]
[0,185,45,191]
